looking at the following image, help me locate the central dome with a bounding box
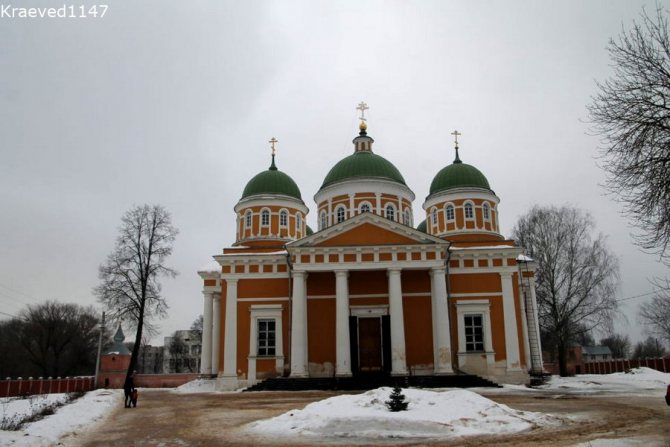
[429,160,491,195]
[321,151,406,189]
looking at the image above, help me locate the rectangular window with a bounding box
[257,319,276,356]
[464,315,484,352]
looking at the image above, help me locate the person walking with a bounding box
[123,371,135,408]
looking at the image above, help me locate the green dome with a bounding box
[321,151,406,189]
[429,160,491,195]
[241,156,302,200]
[416,219,427,233]
[306,225,314,235]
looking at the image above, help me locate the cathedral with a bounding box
[198,104,543,390]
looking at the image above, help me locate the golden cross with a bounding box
[451,130,461,147]
[269,137,278,155]
[356,101,369,121]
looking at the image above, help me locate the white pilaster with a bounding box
[500,272,522,371]
[201,291,213,375]
[290,271,308,377]
[375,193,381,216]
[348,194,355,218]
[335,270,352,377]
[222,279,238,379]
[387,268,408,375]
[430,268,453,374]
[211,294,221,376]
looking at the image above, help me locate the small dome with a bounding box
[306,225,314,236]
[429,160,491,195]
[321,151,406,190]
[242,156,302,200]
[416,219,427,233]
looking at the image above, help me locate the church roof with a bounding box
[429,149,492,195]
[241,155,302,200]
[107,325,131,355]
[416,219,427,233]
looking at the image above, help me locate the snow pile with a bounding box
[247,387,561,440]
[541,367,670,393]
[1,394,72,430]
[0,389,120,447]
[173,378,216,394]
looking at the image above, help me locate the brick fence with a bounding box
[1,374,201,397]
[582,358,670,374]
[0,377,95,398]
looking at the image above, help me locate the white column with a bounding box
[211,294,221,376]
[201,291,213,375]
[528,277,544,372]
[387,268,408,375]
[222,279,238,379]
[430,268,453,374]
[500,272,522,371]
[290,271,308,377]
[335,270,352,377]
[348,194,355,218]
[375,193,381,216]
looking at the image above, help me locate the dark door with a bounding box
[358,317,382,372]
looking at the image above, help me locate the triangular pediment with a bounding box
[287,213,449,248]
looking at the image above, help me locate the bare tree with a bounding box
[600,333,632,359]
[513,205,619,376]
[167,332,190,373]
[632,336,667,359]
[95,204,178,380]
[3,301,100,378]
[587,6,670,263]
[638,277,670,344]
[190,314,203,342]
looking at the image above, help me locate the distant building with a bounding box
[581,345,612,362]
[163,330,201,373]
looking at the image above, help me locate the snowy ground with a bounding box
[246,387,564,441]
[1,368,668,446]
[0,389,120,447]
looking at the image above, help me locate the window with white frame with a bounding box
[245,211,252,228]
[483,203,490,220]
[279,210,288,227]
[257,319,276,356]
[261,209,270,226]
[296,213,302,230]
[320,211,327,230]
[360,202,371,213]
[386,204,395,221]
[464,315,484,352]
[445,204,455,221]
[336,206,346,223]
[431,207,438,225]
[464,202,474,219]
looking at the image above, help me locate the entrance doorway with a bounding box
[358,317,382,372]
[349,314,391,375]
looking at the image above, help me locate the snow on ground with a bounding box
[0,389,121,447]
[173,378,217,394]
[538,367,670,394]
[1,394,71,429]
[247,387,563,440]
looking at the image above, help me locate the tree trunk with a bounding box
[127,300,146,379]
[557,339,569,377]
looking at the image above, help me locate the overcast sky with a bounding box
[1,0,667,346]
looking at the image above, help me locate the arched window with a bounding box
[360,203,371,213]
[279,210,288,227]
[445,204,455,221]
[464,203,474,219]
[403,209,411,226]
[336,206,346,223]
[482,203,490,220]
[431,207,438,225]
[261,209,270,226]
[296,213,302,230]
[245,211,252,228]
[386,204,395,221]
[320,211,327,230]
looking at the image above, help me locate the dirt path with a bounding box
[68,389,669,446]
